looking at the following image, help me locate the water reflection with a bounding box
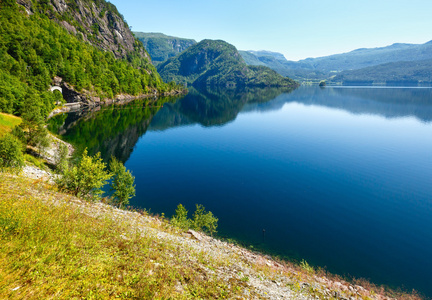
[49,86,432,163]
[47,97,177,163]
[149,86,295,130]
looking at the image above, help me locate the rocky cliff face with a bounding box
[16,0,149,60]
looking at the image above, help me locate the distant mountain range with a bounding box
[157,39,298,88]
[332,59,432,85]
[241,41,432,84]
[136,31,432,85]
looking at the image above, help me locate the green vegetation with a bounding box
[0,0,179,119]
[171,204,218,236]
[109,156,136,208]
[55,143,69,174]
[0,112,21,137]
[134,32,197,65]
[0,175,245,299]
[157,39,299,88]
[56,149,112,199]
[13,108,50,152]
[47,96,179,162]
[0,133,24,170]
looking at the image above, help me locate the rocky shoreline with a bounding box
[13,124,409,299]
[14,161,404,299]
[47,88,186,119]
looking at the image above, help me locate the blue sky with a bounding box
[109,0,432,61]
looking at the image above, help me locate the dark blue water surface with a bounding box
[51,86,432,297]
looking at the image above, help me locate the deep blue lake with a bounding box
[50,86,432,297]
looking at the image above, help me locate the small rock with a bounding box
[187,229,202,241]
[301,282,310,289]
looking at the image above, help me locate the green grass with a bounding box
[0,113,22,137]
[0,175,247,299]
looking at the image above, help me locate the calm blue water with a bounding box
[51,86,432,297]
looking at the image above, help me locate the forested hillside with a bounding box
[157,40,298,88]
[0,0,178,119]
[134,32,197,65]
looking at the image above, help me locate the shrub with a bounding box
[191,204,218,236]
[0,133,24,170]
[55,142,69,174]
[109,157,135,208]
[171,204,190,231]
[171,204,218,236]
[56,149,111,199]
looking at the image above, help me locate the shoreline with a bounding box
[2,172,411,299]
[48,89,186,120]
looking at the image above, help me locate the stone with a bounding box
[187,229,202,241]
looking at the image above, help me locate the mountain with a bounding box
[157,39,299,88]
[332,59,432,85]
[241,41,432,82]
[18,0,147,60]
[134,32,197,65]
[292,41,432,72]
[0,0,180,119]
[240,50,331,81]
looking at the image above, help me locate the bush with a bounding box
[191,204,218,236]
[171,204,190,231]
[109,157,135,208]
[171,204,218,236]
[55,142,69,174]
[56,149,111,199]
[0,133,24,170]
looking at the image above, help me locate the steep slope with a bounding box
[18,0,147,60]
[134,32,197,65]
[333,59,432,85]
[0,0,179,118]
[157,40,299,88]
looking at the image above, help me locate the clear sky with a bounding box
[108,0,432,61]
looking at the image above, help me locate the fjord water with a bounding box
[51,86,432,296]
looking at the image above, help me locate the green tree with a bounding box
[57,149,111,199]
[171,204,190,231]
[55,142,69,174]
[0,133,24,170]
[109,156,136,208]
[191,204,218,236]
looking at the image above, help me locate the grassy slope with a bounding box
[0,113,21,137]
[0,174,420,299]
[0,175,246,299]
